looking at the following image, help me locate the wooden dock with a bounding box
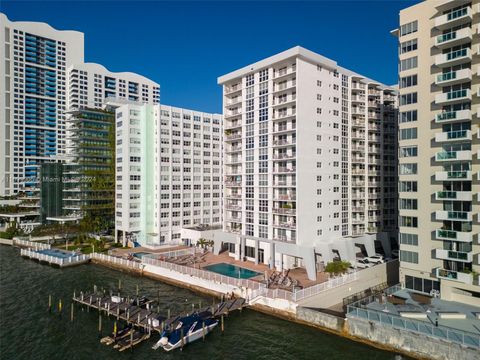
[72,290,246,334]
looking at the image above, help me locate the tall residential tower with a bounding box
[396,0,479,306]
[0,13,84,196]
[218,46,398,280]
[114,103,223,247]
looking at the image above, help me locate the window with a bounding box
[400,57,417,71]
[400,39,417,54]
[400,92,417,105]
[400,146,418,157]
[399,233,418,246]
[399,198,418,210]
[399,216,418,228]
[399,163,417,175]
[400,250,418,263]
[246,74,254,86]
[400,110,417,123]
[399,181,417,192]
[400,74,417,88]
[400,127,417,140]
[400,21,418,36]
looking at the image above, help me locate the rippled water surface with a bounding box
[0,245,403,359]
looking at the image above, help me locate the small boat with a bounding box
[153,312,218,351]
[114,329,150,352]
[100,324,132,345]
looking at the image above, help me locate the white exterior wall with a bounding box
[219,46,398,280]
[0,12,84,195]
[115,103,223,247]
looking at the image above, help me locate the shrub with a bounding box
[325,260,351,275]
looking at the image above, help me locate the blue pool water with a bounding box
[204,262,262,279]
[37,249,76,259]
[133,252,151,259]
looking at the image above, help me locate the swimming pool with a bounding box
[203,263,261,279]
[37,249,77,259]
[132,252,151,259]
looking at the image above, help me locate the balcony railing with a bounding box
[436,229,472,242]
[436,268,473,285]
[435,129,471,142]
[435,109,471,123]
[435,150,471,162]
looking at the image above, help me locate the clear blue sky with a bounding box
[1,1,417,113]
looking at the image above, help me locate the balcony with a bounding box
[435,249,472,263]
[434,6,472,29]
[435,48,471,67]
[435,109,471,123]
[224,120,242,130]
[272,207,296,215]
[226,146,241,153]
[273,167,296,174]
[435,210,472,222]
[273,235,296,243]
[224,110,242,119]
[225,181,242,187]
[435,28,472,48]
[435,170,471,181]
[273,139,295,147]
[434,89,471,105]
[435,268,473,285]
[225,133,242,141]
[436,229,472,242]
[435,191,472,201]
[273,222,296,230]
[274,66,296,80]
[225,204,242,211]
[435,68,472,86]
[435,150,471,162]
[273,153,296,160]
[351,95,365,103]
[435,129,471,142]
[225,98,242,107]
[225,84,242,95]
[273,193,296,201]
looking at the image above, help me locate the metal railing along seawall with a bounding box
[346,293,480,349]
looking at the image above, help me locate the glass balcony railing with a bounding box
[437,71,456,83]
[446,211,469,220]
[447,7,468,21]
[436,191,457,199]
[436,151,457,160]
[436,111,457,121]
[447,250,469,261]
[446,130,467,139]
[437,31,456,43]
[446,89,467,100]
[446,48,467,61]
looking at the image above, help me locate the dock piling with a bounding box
[70,302,74,322]
[118,279,121,291]
[167,309,170,319]
[58,299,62,316]
[130,329,133,352]
[48,295,52,312]
[221,314,224,335]
[98,314,102,337]
[181,327,184,350]
[202,321,206,341]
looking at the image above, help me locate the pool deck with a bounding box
[366,288,480,335]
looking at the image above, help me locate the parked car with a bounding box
[354,258,372,269]
[366,254,385,264]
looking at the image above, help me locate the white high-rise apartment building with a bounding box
[67,62,159,110]
[114,103,223,247]
[65,62,159,158]
[0,13,84,196]
[396,0,479,306]
[218,46,398,280]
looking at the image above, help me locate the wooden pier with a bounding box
[72,290,246,334]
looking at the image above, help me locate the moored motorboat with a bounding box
[152,312,218,351]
